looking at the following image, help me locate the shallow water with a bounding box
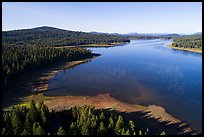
[46,39,202,132]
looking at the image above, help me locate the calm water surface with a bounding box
[46,39,202,132]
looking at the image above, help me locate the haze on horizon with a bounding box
[2,2,202,34]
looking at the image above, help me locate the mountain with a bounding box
[193,32,202,35]
[2,26,130,47]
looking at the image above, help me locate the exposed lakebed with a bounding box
[46,39,202,132]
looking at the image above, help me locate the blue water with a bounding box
[46,39,202,132]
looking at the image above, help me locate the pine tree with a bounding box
[81,124,89,135]
[2,128,6,135]
[121,128,126,135]
[99,112,105,121]
[3,112,12,131]
[30,100,37,111]
[115,115,124,135]
[11,111,23,135]
[125,129,130,135]
[108,116,114,129]
[160,131,166,135]
[69,122,77,135]
[129,120,135,135]
[33,124,45,135]
[26,101,39,125]
[24,119,33,135]
[90,115,97,135]
[57,126,66,135]
[20,129,30,135]
[97,121,107,135]
[139,130,142,135]
[11,111,21,128]
[88,107,93,118]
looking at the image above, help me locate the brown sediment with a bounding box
[168,42,202,54]
[43,93,178,123]
[19,92,193,134]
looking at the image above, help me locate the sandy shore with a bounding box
[18,92,193,134]
[168,42,202,54]
[22,92,180,124]
[3,48,194,134]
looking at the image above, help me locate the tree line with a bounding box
[2,45,93,87]
[172,34,202,50]
[2,26,130,47]
[2,100,166,135]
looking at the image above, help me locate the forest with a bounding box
[2,26,130,47]
[2,26,131,87]
[2,100,166,135]
[2,46,93,87]
[171,34,202,50]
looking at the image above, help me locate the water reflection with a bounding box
[47,39,202,132]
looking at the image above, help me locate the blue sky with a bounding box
[2,2,202,34]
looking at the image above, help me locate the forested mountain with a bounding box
[2,100,166,135]
[2,26,130,47]
[172,34,202,50]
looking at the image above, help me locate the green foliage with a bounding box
[115,115,124,135]
[139,130,143,135]
[2,45,92,87]
[2,101,168,135]
[160,131,166,135]
[172,34,202,50]
[2,26,130,47]
[33,124,45,135]
[97,122,107,135]
[69,122,78,135]
[129,120,135,135]
[57,127,66,135]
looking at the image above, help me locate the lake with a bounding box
[46,39,202,133]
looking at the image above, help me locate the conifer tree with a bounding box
[69,122,77,135]
[97,121,107,135]
[33,123,45,135]
[99,112,105,121]
[115,115,124,135]
[139,130,142,135]
[125,129,130,135]
[129,120,135,135]
[57,126,66,135]
[160,131,166,135]
[121,128,126,135]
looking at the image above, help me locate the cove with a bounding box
[45,39,202,133]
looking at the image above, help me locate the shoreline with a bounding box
[54,42,128,48]
[31,54,100,93]
[168,42,202,54]
[7,92,194,134]
[2,47,195,134]
[2,54,100,108]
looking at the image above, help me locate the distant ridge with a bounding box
[2,26,130,47]
[193,32,202,35]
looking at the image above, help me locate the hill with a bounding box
[2,26,130,47]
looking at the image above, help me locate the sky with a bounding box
[2,2,202,34]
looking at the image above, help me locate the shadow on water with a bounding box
[2,55,100,109]
[49,107,197,135]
